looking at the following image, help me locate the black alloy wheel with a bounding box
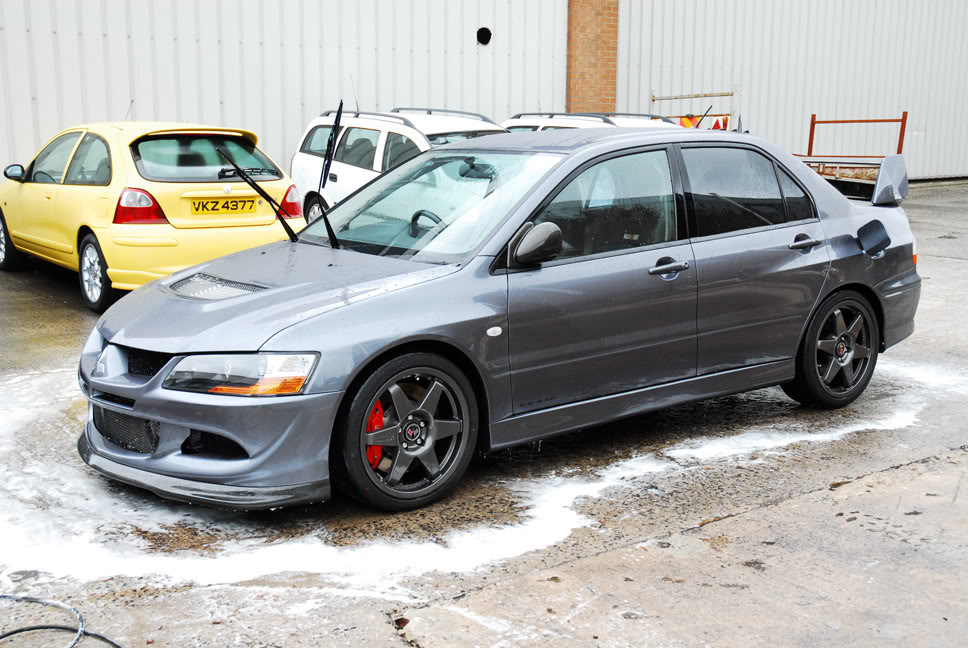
[334,353,478,511]
[783,290,879,408]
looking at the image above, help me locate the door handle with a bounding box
[789,237,822,250]
[648,259,689,275]
[329,173,338,182]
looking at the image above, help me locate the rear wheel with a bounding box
[333,352,478,511]
[0,211,25,270]
[78,234,115,313]
[782,290,879,408]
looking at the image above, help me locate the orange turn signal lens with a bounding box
[209,376,308,396]
[912,254,918,265]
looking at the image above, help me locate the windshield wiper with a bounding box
[217,166,277,179]
[215,149,298,242]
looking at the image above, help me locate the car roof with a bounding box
[308,112,506,137]
[437,126,748,153]
[65,121,260,145]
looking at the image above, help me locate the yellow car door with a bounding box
[10,131,83,265]
[58,132,117,264]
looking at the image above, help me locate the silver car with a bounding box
[77,129,921,511]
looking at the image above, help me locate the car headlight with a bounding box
[162,353,318,396]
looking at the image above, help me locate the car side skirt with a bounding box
[488,360,794,450]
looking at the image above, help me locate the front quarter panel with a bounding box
[261,258,513,423]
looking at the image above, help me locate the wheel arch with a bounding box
[76,225,96,267]
[800,282,886,355]
[330,339,493,464]
[303,191,328,215]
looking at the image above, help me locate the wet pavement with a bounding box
[1,182,967,646]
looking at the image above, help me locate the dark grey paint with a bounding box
[78,128,921,509]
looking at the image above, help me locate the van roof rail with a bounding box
[589,112,677,125]
[509,112,617,125]
[319,110,417,130]
[391,107,498,125]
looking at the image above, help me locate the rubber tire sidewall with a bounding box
[783,289,880,409]
[78,234,113,313]
[0,210,25,271]
[333,352,479,512]
[305,195,326,225]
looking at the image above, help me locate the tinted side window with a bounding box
[65,134,112,186]
[28,132,82,183]
[382,132,421,170]
[682,147,785,237]
[300,126,333,156]
[533,150,676,259]
[777,167,814,222]
[334,127,379,169]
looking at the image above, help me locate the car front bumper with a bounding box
[78,432,330,510]
[77,343,343,510]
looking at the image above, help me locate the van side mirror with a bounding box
[513,222,562,266]
[857,219,891,257]
[4,164,24,182]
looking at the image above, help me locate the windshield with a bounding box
[301,150,561,264]
[132,135,280,182]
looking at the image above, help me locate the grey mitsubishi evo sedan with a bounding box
[77,128,920,511]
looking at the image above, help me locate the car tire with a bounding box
[333,352,479,511]
[0,210,25,271]
[78,233,115,313]
[305,195,327,225]
[782,290,880,409]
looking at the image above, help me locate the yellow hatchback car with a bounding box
[0,122,302,311]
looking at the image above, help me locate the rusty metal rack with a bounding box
[797,111,909,187]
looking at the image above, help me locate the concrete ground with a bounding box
[0,182,966,647]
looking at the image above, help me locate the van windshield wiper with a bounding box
[215,149,298,242]
[217,166,277,179]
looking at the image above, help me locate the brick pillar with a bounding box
[566,0,619,113]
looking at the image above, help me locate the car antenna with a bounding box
[348,75,361,112]
[693,105,713,129]
[313,100,343,249]
[216,148,299,243]
[123,99,134,121]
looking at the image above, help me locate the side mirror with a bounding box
[513,222,562,266]
[4,164,24,182]
[857,219,891,257]
[871,155,908,205]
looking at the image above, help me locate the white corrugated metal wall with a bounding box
[618,0,968,178]
[0,0,568,169]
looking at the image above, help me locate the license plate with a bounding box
[190,198,257,215]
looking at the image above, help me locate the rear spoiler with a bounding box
[127,127,259,146]
[801,154,909,205]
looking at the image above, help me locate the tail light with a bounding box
[114,188,169,224]
[280,185,302,219]
[912,237,918,266]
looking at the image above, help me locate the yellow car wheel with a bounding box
[0,210,25,271]
[78,234,115,313]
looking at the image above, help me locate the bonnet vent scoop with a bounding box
[170,273,267,300]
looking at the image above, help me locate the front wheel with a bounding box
[0,211,25,271]
[333,352,478,511]
[782,290,880,408]
[78,234,115,313]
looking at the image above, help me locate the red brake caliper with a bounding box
[365,401,384,470]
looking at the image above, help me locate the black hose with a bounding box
[0,594,124,647]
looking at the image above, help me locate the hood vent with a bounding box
[170,273,266,300]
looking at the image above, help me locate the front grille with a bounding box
[170,273,266,300]
[93,406,160,454]
[181,430,249,460]
[127,347,173,377]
